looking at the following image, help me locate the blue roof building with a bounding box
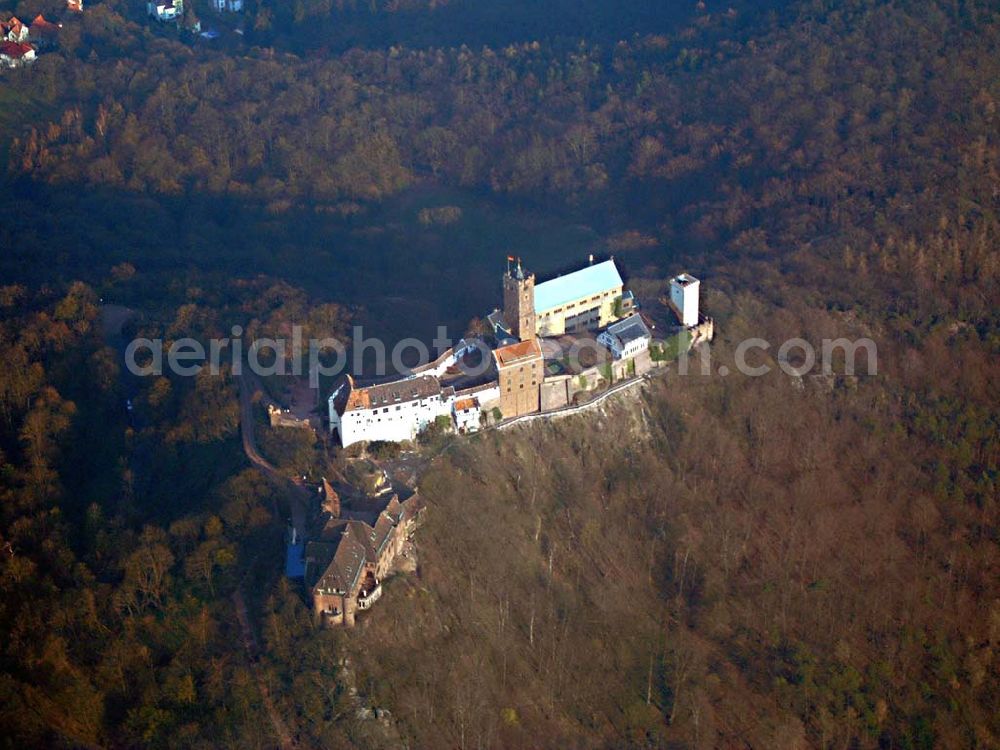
[285,542,305,579]
[532,259,625,336]
[533,260,623,314]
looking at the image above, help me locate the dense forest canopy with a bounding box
[0,0,997,747]
[2,0,997,330]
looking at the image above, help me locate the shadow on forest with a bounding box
[0,176,676,345]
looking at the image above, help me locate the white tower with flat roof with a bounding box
[670,273,700,327]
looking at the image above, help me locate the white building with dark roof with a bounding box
[328,375,456,447]
[1,17,29,43]
[147,0,182,22]
[598,313,652,360]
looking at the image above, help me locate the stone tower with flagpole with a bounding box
[502,256,536,342]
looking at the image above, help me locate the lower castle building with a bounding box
[306,493,421,627]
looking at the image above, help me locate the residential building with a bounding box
[66,0,83,12]
[620,289,637,315]
[669,273,700,327]
[28,15,61,47]
[406,339,481,379]
[212,0,242,11]
[0,41,35,67]
[598,313,652,360]
[1,17,29,43]
[456,381,500,409]
[267,403,312,430]
[452,397,481,433]
[320,477,341,517]
[493,338,543,419]
[487,309,516,347]
[328,374,456,447]
[147,0,182,22]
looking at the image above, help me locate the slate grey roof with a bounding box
[311,525,368,595]
[605,313,651,346]
[309,494,423,598]
[345,375,444,413]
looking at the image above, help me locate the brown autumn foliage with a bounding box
[0,0,997,747]
[345,309,998,748]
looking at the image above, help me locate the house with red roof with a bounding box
[28,15,61,48]
[452,396,482,433]
[1,17,29,43]
[0,41,36,67]
[493,338,544,418]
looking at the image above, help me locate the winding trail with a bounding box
[232,366,313,749]
[234,367,310,540]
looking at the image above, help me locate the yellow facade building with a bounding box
[503,259,625,339]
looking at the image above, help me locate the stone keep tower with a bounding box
[503,259,536,341]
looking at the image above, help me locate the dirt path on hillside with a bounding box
[232,588,297,750]
[235,367,311,540]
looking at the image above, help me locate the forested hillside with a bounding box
[0,275,359,746]
[0,0,997,747]
[349,348,998,747]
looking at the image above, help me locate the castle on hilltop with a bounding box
[313,255,711,627]
[328,255,709,447]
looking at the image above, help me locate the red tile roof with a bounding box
[345,375,444,413]
[0,41,33,57]
[493,338,543,368]
[453,397,478,412]
[30,15,61,36]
